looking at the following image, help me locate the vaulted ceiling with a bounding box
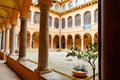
[0,0,32,29]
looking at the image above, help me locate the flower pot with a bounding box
[72,70,88,78]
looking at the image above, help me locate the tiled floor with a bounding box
[0,60,23,80]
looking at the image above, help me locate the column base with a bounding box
[8,53,17,56]
[17,57,27,63]
[35,68,52,74]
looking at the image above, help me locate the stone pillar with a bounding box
[9,24,16,55]
[4,28,10,54]
[59,36,61,49]
[65,38,67,50]
[1,30,5,52]
[0,32,2,50]
[81,38,84,51]
[30,36,33,48]
[15,35,18,49]
[92,35,94,45]
[35,1,52,73]
[101,0,120,80]
[17,17,27,61]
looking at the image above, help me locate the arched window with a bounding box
[68,2,73,8]
[94,9,98,23]
[62,18,65,29]
[54,18,59,29]
[49,16,52,27]
[34,12,40,24]
[84,11,91,29]
[68,16,72,28]
[76,0,81,5]
[62,5,66,11]
[75,14,81,26]
[55,5,59,11]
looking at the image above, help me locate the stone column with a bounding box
[30,36,33,48]
[81,38,84,51]
[15,35,18,49]
[4,28,10,54]
[92,35,94,45]
[35,1,52,73]
[1,30,5,52]
[65,38,67,50]
[9,24,16,55]
[17,17,27,61]
[59,36,61,49]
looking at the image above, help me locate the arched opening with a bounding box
[94,32,98,46]
[53,35,59,49]
[32,32,39,48]
[84,33,92,50]
[75,34,81,49]
[61,35,65,49]
[67,35,73,49]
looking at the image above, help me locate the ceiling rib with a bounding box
[0,5,20,10]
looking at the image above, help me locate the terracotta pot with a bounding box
[72,70,88,78]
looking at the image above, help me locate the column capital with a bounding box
[39,1,52,11]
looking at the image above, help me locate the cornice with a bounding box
[31,0,98,16]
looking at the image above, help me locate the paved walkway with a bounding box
[0,60,23,80]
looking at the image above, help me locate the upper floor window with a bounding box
[62,18,65,29]
[75,14,81,26]
[94,9,98,23]
[76,0,81,5]
[34,12,40,24]
[84,11,91,29]
[62,5,66,11]
[54,18,59,29]
[55,5,59,11]
[84,11,91,25]
[68,2,73,8]
[49,16,52,27]
[68,16,72,28]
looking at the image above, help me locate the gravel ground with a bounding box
[26,51,99,79]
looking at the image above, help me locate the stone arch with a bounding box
[53,35,59,49]
[32,32,39,48]
[61,35,65,49]
[67,34,73,49]
[74,34,81,49]
[84,33,92,50]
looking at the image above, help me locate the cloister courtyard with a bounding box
[11,49,98,80]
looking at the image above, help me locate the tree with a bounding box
[66,42,98,80]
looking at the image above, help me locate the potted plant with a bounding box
[72,64,88,78]
[66,42,98,80]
